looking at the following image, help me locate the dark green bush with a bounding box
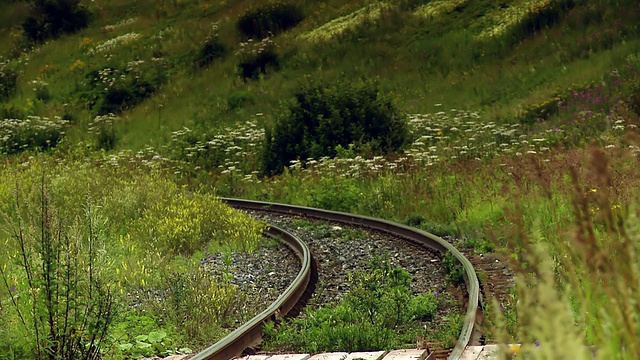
[236,37,279,80]
[0,116,68,155]
[0,58,17,100]
[22,0,91,42]
[80,64,164,115]
[237,2,304,39]
[196,25,226,68]
[506,0,575,43]
[196,39,226,68]
[227,90,256,109]
[262,79,409,175]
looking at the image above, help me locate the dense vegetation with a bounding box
[1,0,639,358]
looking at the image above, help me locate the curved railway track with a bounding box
[192,199,480,360]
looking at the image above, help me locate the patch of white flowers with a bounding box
[90,32,141,54]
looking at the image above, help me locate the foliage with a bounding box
[235,37,279,80]
[263,79,409,175]
[132,189,264,256]
[163,269,242,343]
[196,23,226,68]
[23,0,91,42]
[494,148,640,359]
[0,158,270,359]
[0,116,69,155]
[227,90,257,110]
[441,253,465,287]
[262,257,441,352]
[0,58,17,100]
[31,78,50,102]
[116,330,192,359]
[0,180,114,360]
[79,60,166,115]
[88,113,117,150]
[236,2,304,39]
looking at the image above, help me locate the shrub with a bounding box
[88,113,117,150]
[133,191,264,256]
[237,2,304,39]
[163,269,242,343]
[263,258,434,352]
[0,116,68,154]
[0,182,114,359]
[196,24,227,68]
[80,62,164,115]
[236,37,279,80]
[227,90,257,109]
[31,78,50,101]
[22,0,91,42]
[262,79,409,175]
[0,58,17,100]
[409,293,438,321]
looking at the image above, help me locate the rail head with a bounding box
[221,198,479,360]
[191,225,312,360]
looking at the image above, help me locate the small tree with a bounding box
[262,79,409,175]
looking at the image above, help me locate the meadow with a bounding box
[1,0,640,358]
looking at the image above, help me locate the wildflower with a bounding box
[508,345,521,354]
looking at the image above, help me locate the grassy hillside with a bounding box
[1,0,640,358]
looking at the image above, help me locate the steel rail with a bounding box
[193,199,479,360]
[191,225,313,360]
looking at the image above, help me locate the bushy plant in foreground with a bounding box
[0,182,113,359]
[263,79,409,175]
[493,148,640,359]
[237,2,304,39]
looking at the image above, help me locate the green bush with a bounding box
[0,182,114,360]
[80,63,164,115]
[0,58,17,100]
[236,37,279,80]
[409,293,438,321]
[502,0,575,47]
[196,24,226,68]
[236,2,304,39]
[0,116,68,154]
[22,0,91,42]
[442,253,465,287]
[197,39,226,68]
[132,190,264,256]
[263,258,434,352]
[262,79,409,175]
[227,90,257,109]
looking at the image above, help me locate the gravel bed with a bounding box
[199,240,301,307]
[244,210,465,320]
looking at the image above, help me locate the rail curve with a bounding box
[192,199,480,360]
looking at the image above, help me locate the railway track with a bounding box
[191,199,480,360]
